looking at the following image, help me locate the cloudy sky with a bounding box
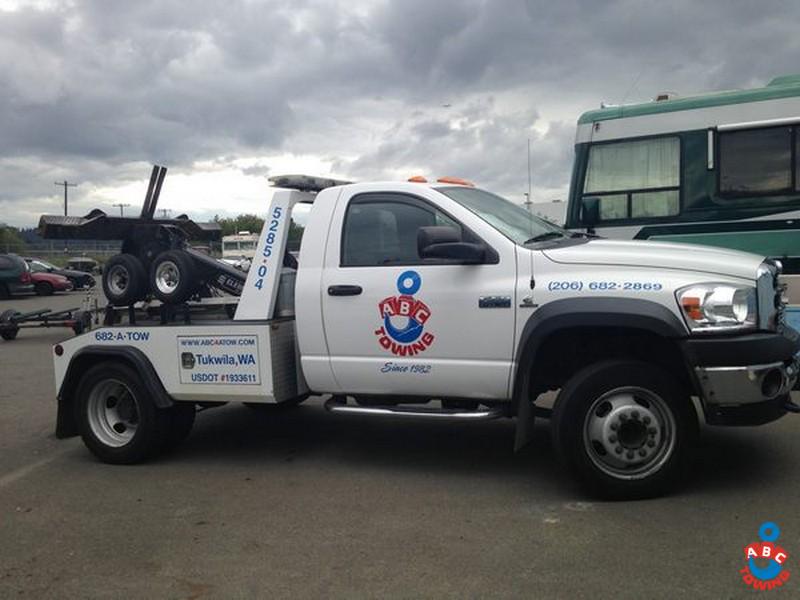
[0,0,798,227]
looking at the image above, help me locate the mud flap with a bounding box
[514,397,536,452]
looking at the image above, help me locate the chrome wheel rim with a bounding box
[155,261,180,295]
[107,265,130,296]
[87,379,139,447]
[582,386,676,480]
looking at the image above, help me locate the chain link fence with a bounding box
[2,241,121,263]
[2,240,223,263]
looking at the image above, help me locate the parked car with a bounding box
[66,257,101,274]
[24,258,95,289]
[30,270,73,296]
[0,254,34,298]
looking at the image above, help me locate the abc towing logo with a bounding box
[374,270,435,356]
[741,522,790,590]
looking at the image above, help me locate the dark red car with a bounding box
[31,271,73,296]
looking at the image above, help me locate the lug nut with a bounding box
[638,449,647,457]
[648,427,657,435]
[620,414,628,422]
[609,435,617,443]
[615,446,623,454]
[632,410,640,419]
[643,416,651,425]
[610,423,618,431]
[647,440,656,448]
[626,451,634,459]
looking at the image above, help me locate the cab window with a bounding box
[583,136,680,220]
[341,195,462,267]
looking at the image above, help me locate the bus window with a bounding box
[584,137,680,220]
[719,126,793,195]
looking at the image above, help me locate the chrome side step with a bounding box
[323,397,505,420]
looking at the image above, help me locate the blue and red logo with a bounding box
[374,270,435,356]
[741,522,790,590]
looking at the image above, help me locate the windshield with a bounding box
[437,186,567,245]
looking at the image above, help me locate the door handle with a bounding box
[328,284,363,296]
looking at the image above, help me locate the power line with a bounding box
[54,180,77,216]
[112,203,131,217]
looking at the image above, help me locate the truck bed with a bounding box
[55,318,307,404]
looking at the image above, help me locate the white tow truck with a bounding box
[51,175,800,498]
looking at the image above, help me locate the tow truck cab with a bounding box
[52,176,800,498]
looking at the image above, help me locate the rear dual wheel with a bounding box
[75,362,195,464]
[150,250,198,305]
[552,360,697,499]
[103,254,147,306]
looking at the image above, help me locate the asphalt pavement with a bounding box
[0,290,798,598]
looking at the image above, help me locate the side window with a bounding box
[342,197,461,266]
[583,136,680,220]
[719,127,794,195]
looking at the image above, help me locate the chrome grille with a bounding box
[757,261,784,331]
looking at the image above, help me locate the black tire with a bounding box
[164,402,196,450]
[103,254,147,306]
[34,281,53,296]
[150,250,198,304]
[72,310,93,335]
[551,360,697,500]
[74,362,171,464]
[0,309,19,341]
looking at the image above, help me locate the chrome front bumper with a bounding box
[696,354,800,406]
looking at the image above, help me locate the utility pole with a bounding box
[112,203,131,217]
[55,180,77,216]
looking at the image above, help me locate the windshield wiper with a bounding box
[524,231,566,244]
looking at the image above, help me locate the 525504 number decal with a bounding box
[253,206,284,291]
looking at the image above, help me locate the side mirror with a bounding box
[581,197,600,233]
[417,226,485,264]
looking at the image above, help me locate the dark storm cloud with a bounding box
[1,0,799,225]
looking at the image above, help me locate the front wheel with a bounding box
[552,360,697,499]
[74,362,171,464]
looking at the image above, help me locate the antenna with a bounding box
[525,138,533,213]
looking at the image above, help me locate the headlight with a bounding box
[677,283,757,332]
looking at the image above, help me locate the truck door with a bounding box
[320,190,517,400]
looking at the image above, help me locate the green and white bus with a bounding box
[565,75,800,296]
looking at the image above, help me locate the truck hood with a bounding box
[542,238,764,280]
